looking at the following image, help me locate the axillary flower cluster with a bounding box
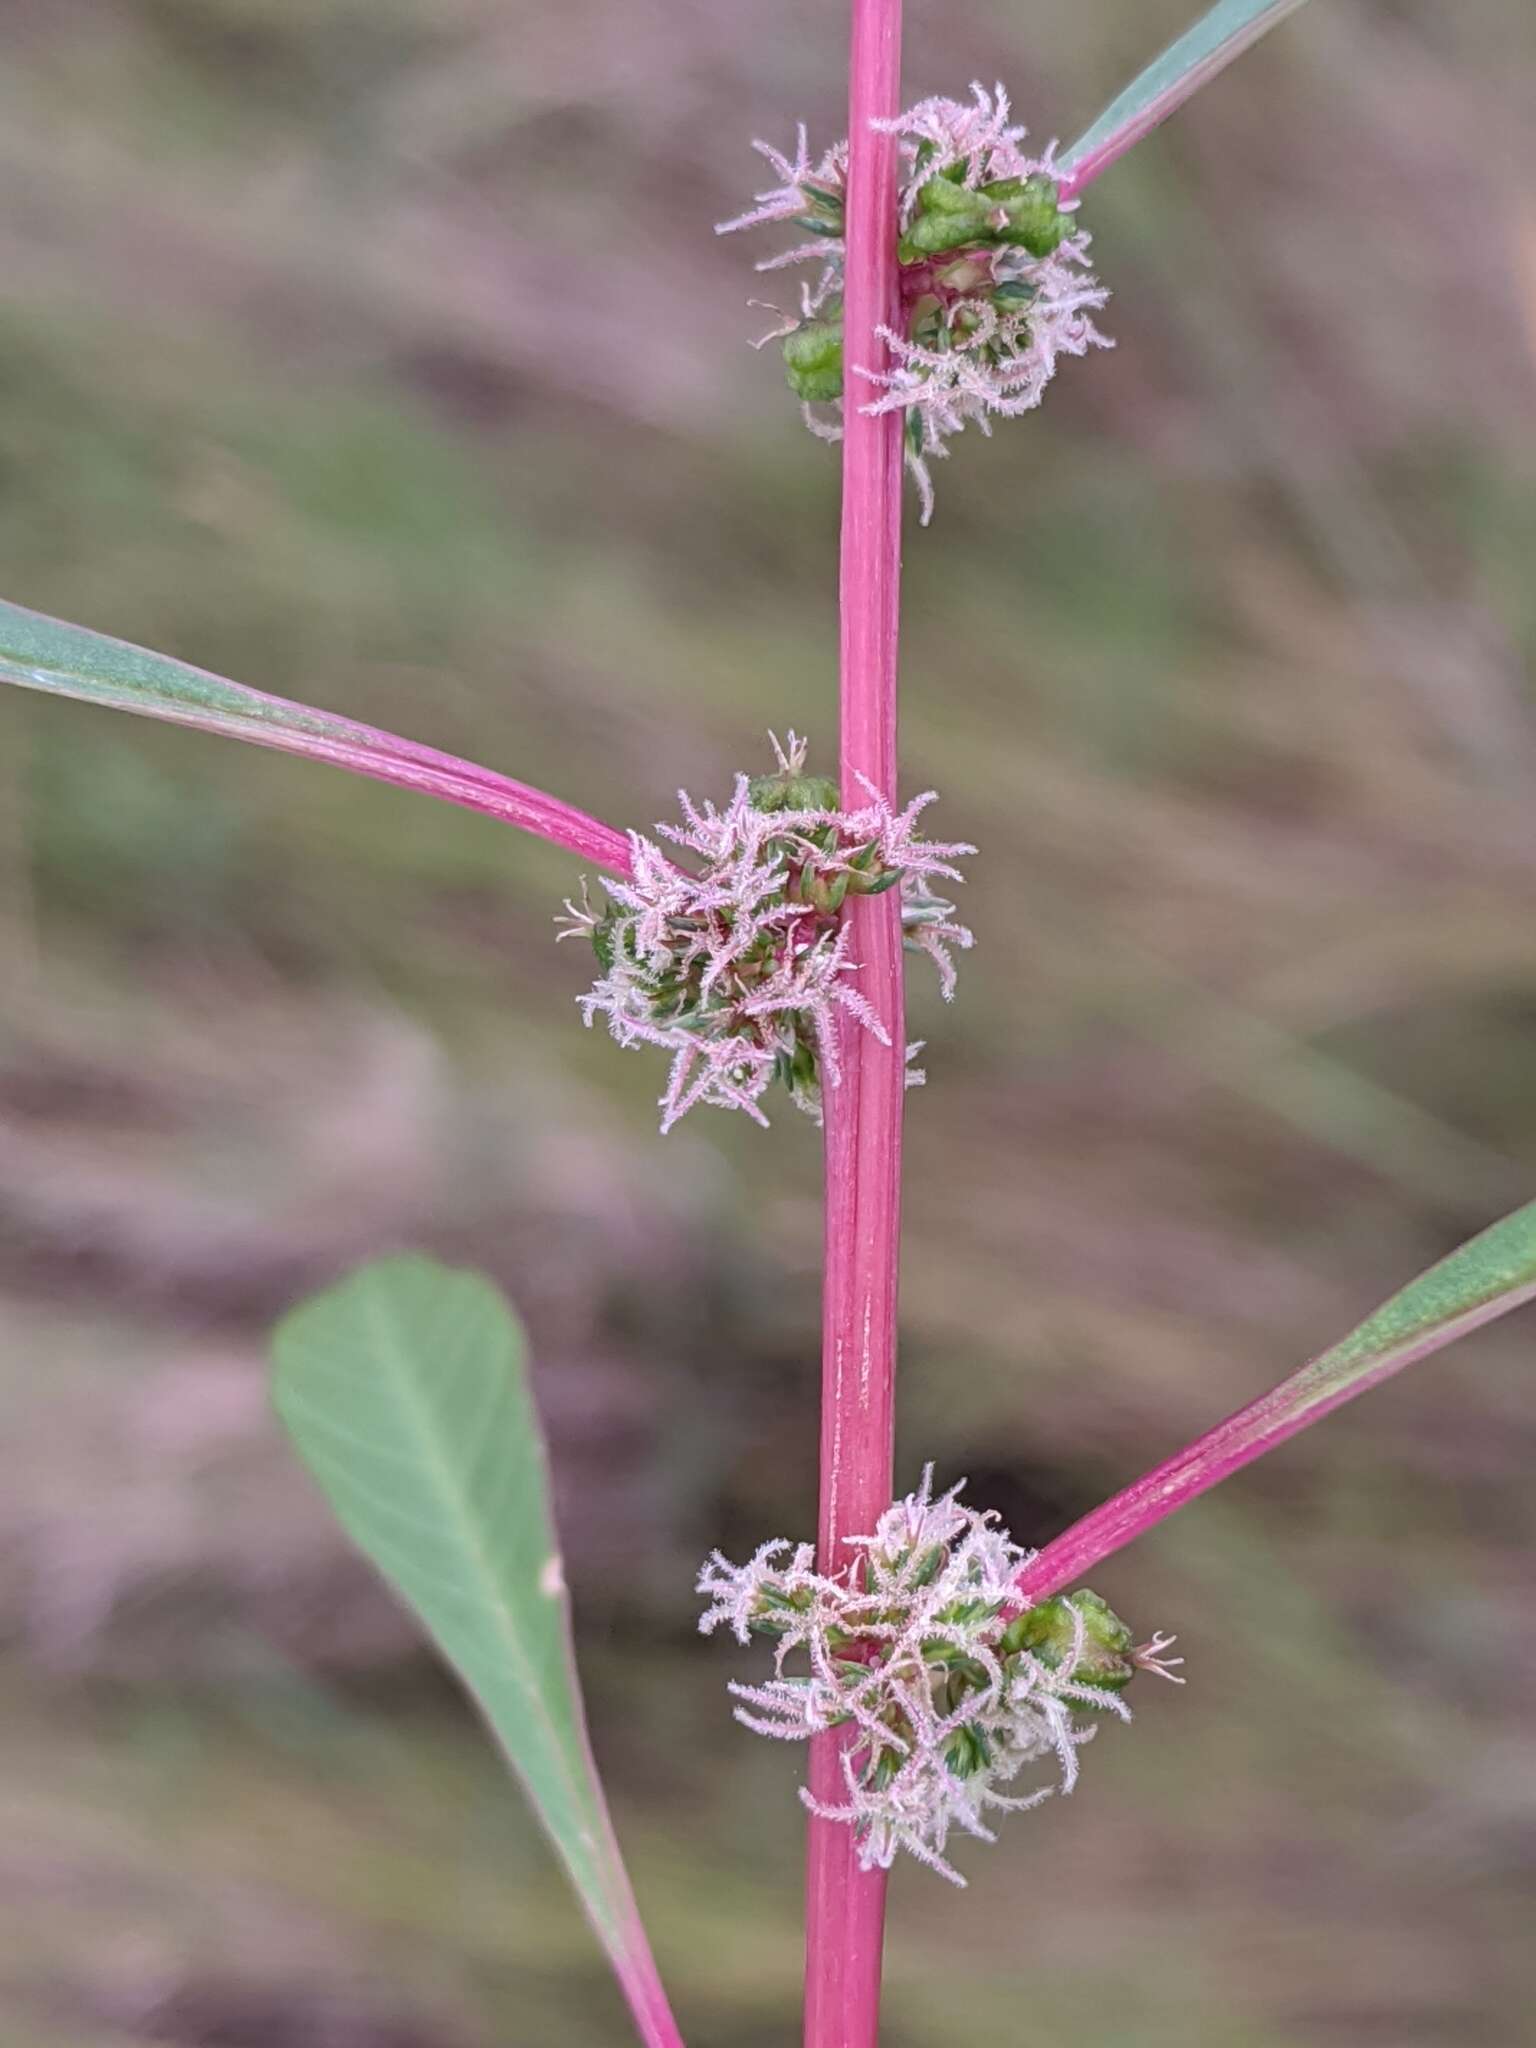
[720,81,1111,520]
[559,736,971,1133]
[699,1471,1181,1884]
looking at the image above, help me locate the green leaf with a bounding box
[272,1257,682,2047]
[1017,1198,1536,1599]
[1057,0,1312,197]
[0,597,631,870]
[1280,1197,1536,1422]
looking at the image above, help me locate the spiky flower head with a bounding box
[698,1469,1181,1884]
[559,737,972,1134]
[719,82,1110,522]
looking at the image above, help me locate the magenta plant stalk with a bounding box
[1054,0,1312,202]
[616,1958,688,2048]
[1016,1261,1536,1606]
[29,0,1521,2028]
[0,599,635,876]
[804,3,906,2044]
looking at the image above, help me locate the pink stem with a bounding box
[585,1773,687,2047]
[804,5,904,2047]
[1013,1276,1536,1605]
[1055,132,1151,205]
[0,601,634,874]
[228,711,639,874]
[1054,0,1310,205]
[613,1945,688,2048]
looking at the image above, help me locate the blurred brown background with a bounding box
[1,1,1534,2042]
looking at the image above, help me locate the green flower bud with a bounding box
[1001,1589,1136,1693]
[846,863,903,897]
[943,1721,992,1779]
[782,317,844,403]
[589,901,621,972]
[909,1542,948,1587]
[802,182,845,221]
[795,185,845,238]
[936,1597,1001,1628]
[868,1747,902,1792]
[772,1036,819,1098]
[750,1585,814,1636]
[803,866,852,914]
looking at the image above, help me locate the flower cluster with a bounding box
[718,82,1111,522]
[698,1469,1181,1884]
[559,736,972,1133]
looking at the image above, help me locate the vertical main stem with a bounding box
[805,3,904,2045]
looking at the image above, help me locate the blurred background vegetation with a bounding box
[1,0,1534,2041]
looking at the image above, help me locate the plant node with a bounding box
[719,82,1111,521]
[558,736,973,1132]
[698,1469,1178,1884]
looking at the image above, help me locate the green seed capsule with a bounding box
[747,767,841,814]
[782,317,844,403]
[1001,1589,1136,1692]
[918,171,986,216]
[904,211,989,258]
[903,173,998,256]
[993,173,1072,258]
[904,219,965,257]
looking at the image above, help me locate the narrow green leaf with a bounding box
[0,597,631,870]
[272,1257,682,2048]
[1057,0,1312,198]
[1017,1198,1536,1599]
[1288,1198,1536,1407]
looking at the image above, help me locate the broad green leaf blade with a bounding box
[273,1257,682,2048]
[0,597,632,872]
[1057,0,1312,198]
[1017,1198,1536,1599]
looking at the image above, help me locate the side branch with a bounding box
[0,597,634,874]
